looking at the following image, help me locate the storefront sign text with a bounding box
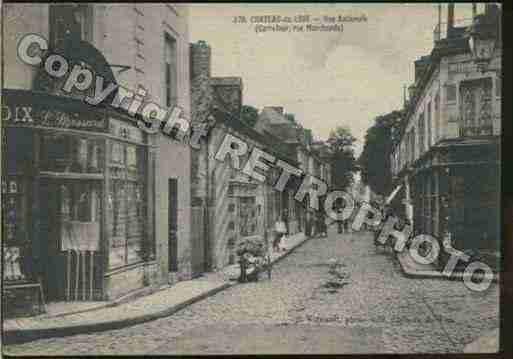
[2,105,107,132]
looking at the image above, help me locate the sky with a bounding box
[189,3,478,157]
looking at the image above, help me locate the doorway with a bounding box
[168,178,178,272]
[38,179,102,301]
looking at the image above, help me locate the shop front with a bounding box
[409,141,500,272]
[2,89,156,315]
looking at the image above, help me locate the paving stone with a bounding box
[3,227,498,355]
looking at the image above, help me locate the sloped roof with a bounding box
[259,107,290,125]
[210,107,298,166]
[256,107,302,144]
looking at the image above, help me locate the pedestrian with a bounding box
[305,211,312,237]
[316,210,327,237]
[274,216,287,252]
[282,209,289,235]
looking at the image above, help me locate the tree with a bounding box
[326,126,357,190]
[359,110,403,196]
[240,105,259,127]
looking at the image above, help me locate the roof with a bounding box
[256,107,306,146]
[210,107,298,166]
[259,107,290,125]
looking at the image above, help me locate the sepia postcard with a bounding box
[1,2,503,355]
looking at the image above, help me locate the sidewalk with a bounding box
[2,232,308,345]
[221,232,308,280]
[396,249,499,283]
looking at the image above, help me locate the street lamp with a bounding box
[466,10,500,73]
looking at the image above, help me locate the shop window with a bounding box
[239,197,257,237]
[59,182,101,253]
[2,178,29,246]
[40,134,104,174]
[108,140,147,269]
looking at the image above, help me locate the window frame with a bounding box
[164,33,178,109]
[49,4,93,47]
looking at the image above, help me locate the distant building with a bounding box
[190,41,332,269]
[190,42,288,270]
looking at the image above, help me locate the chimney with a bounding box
[447,3,454,36]
[270,106,284,115]
[190,40,213,124]
[434,3,442,43]
[190,40,211,80]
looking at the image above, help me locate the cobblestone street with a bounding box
[4,227,499,355]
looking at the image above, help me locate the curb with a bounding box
[395,252,499,283]
[3,234,312,345]
[2,282,233,345]
[273,235,310,265]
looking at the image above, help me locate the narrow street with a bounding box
[5,226,499,355]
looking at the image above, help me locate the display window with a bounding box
[108,140,147,269]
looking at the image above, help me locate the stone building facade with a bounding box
[2,3,192,311]
[190,40,331,271]
[390,4,501,270]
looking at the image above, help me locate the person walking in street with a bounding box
[305,210,312,237]
[282,209,289,236]
[316,210,327,237]
[273,216,287,252]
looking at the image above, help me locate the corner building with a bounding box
[2,3,192,311]
[390,4,501,271]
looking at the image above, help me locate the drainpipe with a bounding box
[204,117,211,272]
